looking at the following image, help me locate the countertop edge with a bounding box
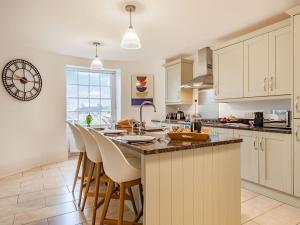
[112,138,243,155]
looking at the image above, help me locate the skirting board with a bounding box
[242,180,300,208]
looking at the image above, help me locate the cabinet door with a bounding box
[213,43,244,99]
[244,34,269,97]
[294,120,300,197]
[166,64,181,103]
[294,15,300,118]
[259,132,292,194]
[235,130,259,183]
[269,26,292,96]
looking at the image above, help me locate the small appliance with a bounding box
[253,112,264,128]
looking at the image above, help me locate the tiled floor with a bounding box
[0,158,300,225]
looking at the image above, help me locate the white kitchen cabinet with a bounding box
[235,130,259,183]
[294,15,300,118]
[213,42,244,100]
[212,19,291,102]
[269,26,292,96]
[258,132,292,194]
[244,34,269,97]
[294,120,300,197]
[164,59,193,105]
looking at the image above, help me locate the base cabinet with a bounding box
[294,120,300,197]
[259,132,292,194]
[235,130,259,183]
[236,130,292,194]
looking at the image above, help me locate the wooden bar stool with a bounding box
[90,130,143,225]
[76,125,108,225]
[66,122,87,207]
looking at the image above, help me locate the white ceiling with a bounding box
[1,0,300,61]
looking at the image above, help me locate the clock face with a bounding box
[2,59,42,101]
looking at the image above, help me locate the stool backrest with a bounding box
[66,122,85,152]
[76,125,102,163]
[89,129,136,183]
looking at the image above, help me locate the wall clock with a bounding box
[2,59,42,101]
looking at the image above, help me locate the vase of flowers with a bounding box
[86,114,93,127]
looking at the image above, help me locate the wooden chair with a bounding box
[90,129,143,225]
[76,125,108,225]
[66,122,87,207]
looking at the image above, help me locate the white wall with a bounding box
[0,43,165,178]
[219,99,291,118]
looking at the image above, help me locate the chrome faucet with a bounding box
[139,101,157,128]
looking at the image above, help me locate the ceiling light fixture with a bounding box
[120,5,141,49]
[90,42,104,70]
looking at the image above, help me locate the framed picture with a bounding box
[131,74,154,106]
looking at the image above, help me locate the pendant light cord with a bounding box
[129,8,133,28]
[95,43,99,57]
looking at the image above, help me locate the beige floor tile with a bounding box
[0,186,20,198]
[20,182,44,194]
[47,211,87,225]
[22,168,43,177]
[241,195,283,223]
[243,221,260,225]
[0,198,45,218]
[253,204,300,225]
[18,187,69,203]
[46,192,79,207]
[0,215,14,225]
[23,219,48,225]
[0,195,18,207]
[241,188,260,203]
[14,202,77,225]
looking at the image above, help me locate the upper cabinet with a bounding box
[269,26,292,96]
[244,34,269,97]
[164,59,193,105]
[213,42,244,99]
[212,19,292,102]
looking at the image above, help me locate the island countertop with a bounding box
[109,134,242,155]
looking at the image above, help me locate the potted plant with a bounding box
[86,114,93,127]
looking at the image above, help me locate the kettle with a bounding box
[253,112,264,128]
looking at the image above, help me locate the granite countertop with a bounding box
[151,120,292,134]
[109,134,242,155]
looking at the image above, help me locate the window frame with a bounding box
[66,66,117,126]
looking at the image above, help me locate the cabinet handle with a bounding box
[214,84,218,96]
[296,126,300,142]
[260,138,264,151]
[253,138,256,149]
[295,96,300,113]
[269,77,274,91]
[263,77,268,92]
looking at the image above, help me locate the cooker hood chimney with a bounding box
[181,47,213,89]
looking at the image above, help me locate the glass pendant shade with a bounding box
[120,27,141,49]
[90,57,103,70]
[90,42,103,71]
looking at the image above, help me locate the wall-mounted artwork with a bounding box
[131,74,154,105]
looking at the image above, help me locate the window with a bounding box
[66,66,118,126]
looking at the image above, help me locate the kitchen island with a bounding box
[110,133,243,225]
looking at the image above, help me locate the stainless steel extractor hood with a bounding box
[181,47,213,89]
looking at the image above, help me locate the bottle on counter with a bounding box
[190,119,202,133]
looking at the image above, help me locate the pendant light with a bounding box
[90,42,104,70]
[120,5,141,49]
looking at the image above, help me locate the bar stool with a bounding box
[66,122,87,207]
[76,125,107,225]
[90,129,143,225]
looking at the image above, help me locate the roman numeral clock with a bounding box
[2,59,42,101]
